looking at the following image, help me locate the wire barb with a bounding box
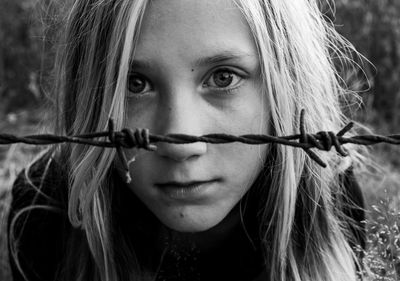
[299,109,328,168]
[108,119,132,183]
[107,119,159,183]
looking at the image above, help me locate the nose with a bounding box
[155,90,207,162]
[158,142,207,162]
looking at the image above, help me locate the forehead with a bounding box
[134,0,256,62]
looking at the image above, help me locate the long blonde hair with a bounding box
[12,0,366,280]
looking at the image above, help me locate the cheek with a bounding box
[216,84,269,135]
[221,143,267,188]
[216,94,269,184]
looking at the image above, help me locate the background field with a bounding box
[0,0,399,280]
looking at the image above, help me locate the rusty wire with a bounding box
[1,110,399,183]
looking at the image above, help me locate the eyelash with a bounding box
[127,68,245,97]
[203,68,244,93]
[127,73,152,96]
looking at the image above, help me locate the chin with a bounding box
[156,207,227,233]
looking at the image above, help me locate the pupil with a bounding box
[129,76,146,93]
[214,71,233,87]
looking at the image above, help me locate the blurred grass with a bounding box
[0,110,399,281]
[0,109,48,281]
[356,146,400,280]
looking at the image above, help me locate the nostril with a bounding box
[156,142,207,162]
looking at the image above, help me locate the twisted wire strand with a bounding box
[1,110,399,182]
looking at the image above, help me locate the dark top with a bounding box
[7,151,365,281]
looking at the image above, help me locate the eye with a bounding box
[204,68,242,89]
[127,73,152,95]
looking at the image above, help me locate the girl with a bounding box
[8,0,366,280]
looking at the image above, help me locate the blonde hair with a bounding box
[11,0,367,280]
[236,1,361,280]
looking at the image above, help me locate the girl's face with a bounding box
[122,0,269,232]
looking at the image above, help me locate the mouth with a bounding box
[154,179,220,201]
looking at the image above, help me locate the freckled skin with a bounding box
[119,0,269,232]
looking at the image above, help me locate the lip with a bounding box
[155,179,219,201]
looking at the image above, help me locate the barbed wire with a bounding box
[1,110,399,183]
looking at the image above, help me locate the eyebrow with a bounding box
[129,59,152,71]
[130,50,255,71]
[192,51,255,67]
